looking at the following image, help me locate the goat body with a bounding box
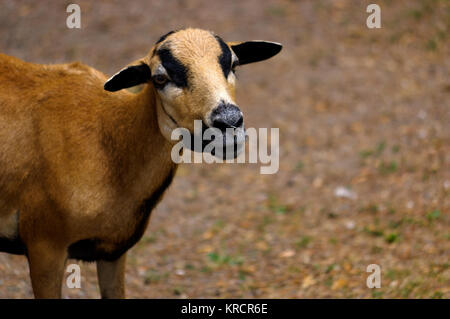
[0,53,176,297]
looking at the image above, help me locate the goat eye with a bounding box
[153,74,169,87]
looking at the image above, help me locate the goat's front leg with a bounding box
[27,241,67,299]
[96,253,127,299]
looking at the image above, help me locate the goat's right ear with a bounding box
[104,63,151,92]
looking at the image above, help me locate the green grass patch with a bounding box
[379,160,398,175]
[325,263,337,274]
[296,236,312,249]
[324,276,333,287]
[388,219,403,229]
[185,264,195,270]
[359,150,374,159]
[431,291,444,299]
[426,210,441,222]
[371,246,383,254]
[207,252,244,266]
[329,237,338,245]
[295,161,304,172]
[385,232,400,244]
[257,215,274,232]
[375,141,386,155]
[173,287,184,296]
[359,204,379,214]
[372,290,384,298]
[400,281,420,298]
[363,226,384,237]
[144,269,168,285]
[268,195,289,214]
[140,233,158,244]
[200,266,212,273]
[368,205,379,214]
[359,141,387,159]
[426,38,438,51]
[386,268,411,281]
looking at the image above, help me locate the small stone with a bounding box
[175,269,185,276]
[418,129,427,139]
[417,110,427,119]
[345,220,356,230]
[334,186,357,200]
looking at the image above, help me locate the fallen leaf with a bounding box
[331,278,348,290]
[202,231,214,240]
[302,275,316,288]
[313,177,323,188]
[197,245,213,254]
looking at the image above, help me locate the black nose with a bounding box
[210,103,243,131]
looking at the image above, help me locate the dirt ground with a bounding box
[0,0,448,298]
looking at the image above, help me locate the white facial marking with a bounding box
[228,71,236,85]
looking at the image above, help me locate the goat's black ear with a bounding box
[229,41,282,66]
[104,63,151,92]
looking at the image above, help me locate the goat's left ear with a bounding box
[228,41,282,65]
[104,63,151,92]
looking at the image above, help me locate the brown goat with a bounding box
[0,28,281,298]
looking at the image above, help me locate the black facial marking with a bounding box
[156,48,188,88]
[215,35,232,78]
[160,102,178,126]
[156,30,176,44]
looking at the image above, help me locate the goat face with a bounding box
[104,28,282,159]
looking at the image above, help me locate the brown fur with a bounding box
[0,52,175,298]
[0,28,281,298]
